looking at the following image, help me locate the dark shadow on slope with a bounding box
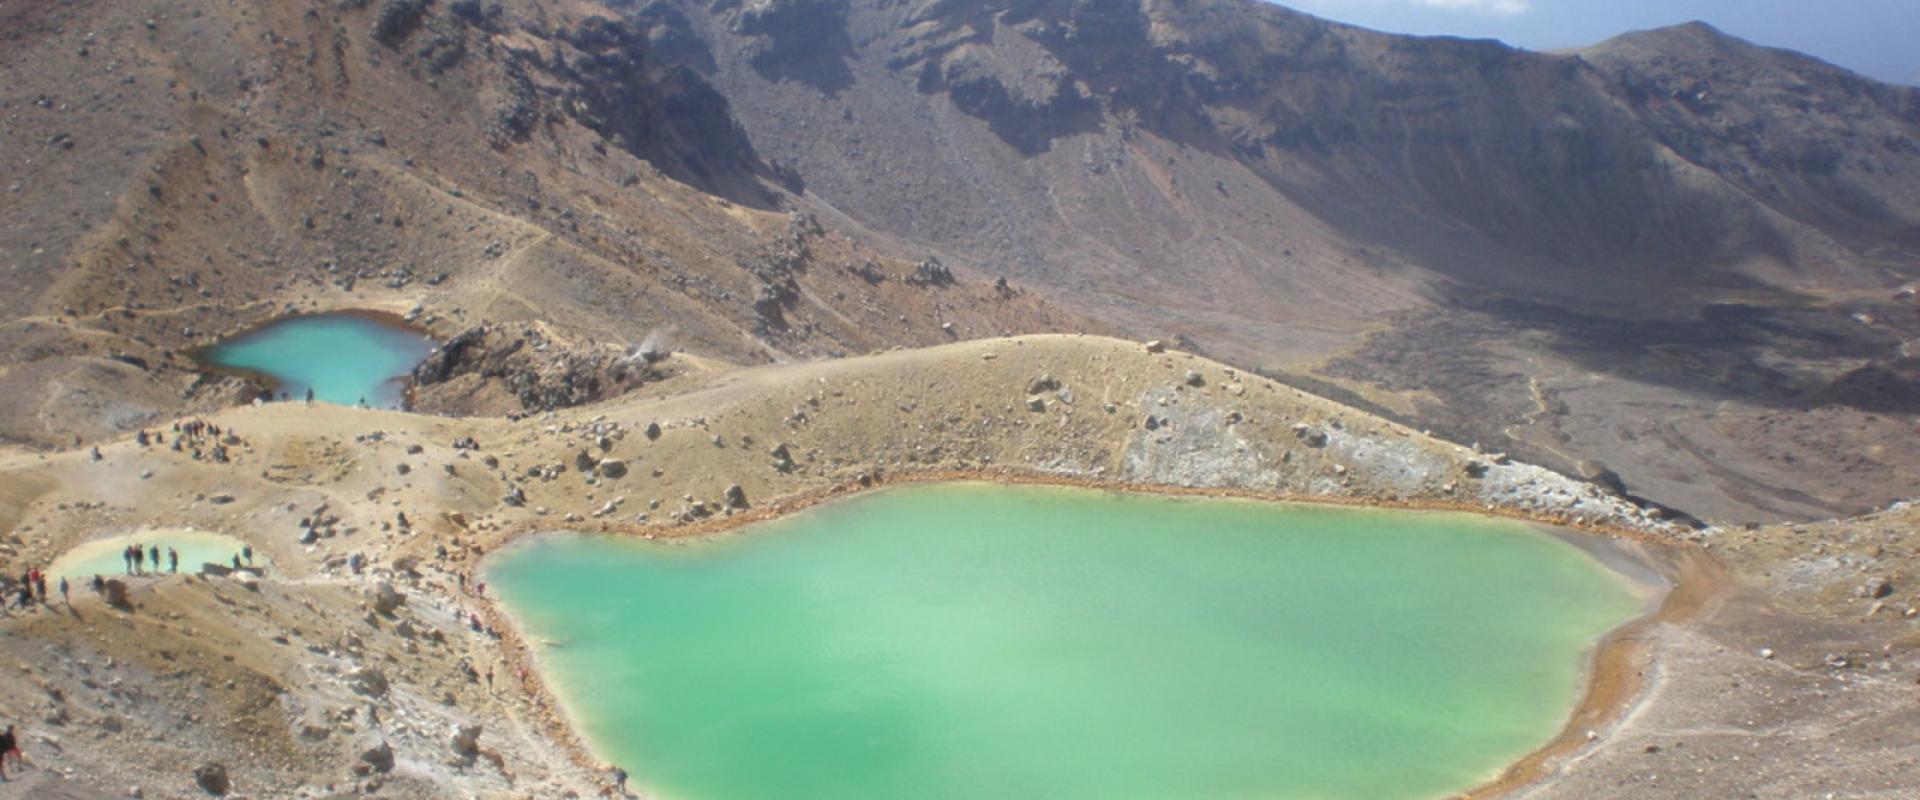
[557,14,789,210]
[730,0,857,97]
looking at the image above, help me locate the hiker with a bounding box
[121,547,132,575]
[305,387,314,404]
[89,446,101,462]
[148,545,160,572]
[90,575,104,594]
[0,724,20,779]
[58,577,68,605]
[136,430,149,447]
[33,572,47,605]
[231,554,241,570]
[613,765,629,796]
[243,545,254,566]
[168,547,179,573]
[14,583,31,610]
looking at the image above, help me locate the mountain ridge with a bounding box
[620,0,1920,522]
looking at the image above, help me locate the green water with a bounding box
[197,313,436,408]
[487,483,1646,800]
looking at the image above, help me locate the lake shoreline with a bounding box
[476,468,1718,800]
[188,309,437,409]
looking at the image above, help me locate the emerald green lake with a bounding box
[197,312,436,409]
[487,483,1648,800]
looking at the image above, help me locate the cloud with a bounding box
[1413,0,1530,14]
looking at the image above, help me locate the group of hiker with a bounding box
[121,542,255,575]
[3,568,63,611]
[122,543,179,575]
[127,418,244,464]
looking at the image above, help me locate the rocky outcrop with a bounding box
[728,0,855,93]
[410,323,666,416]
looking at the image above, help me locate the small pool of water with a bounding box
[196,312,436,409]
[48,528,264,580]
[488,483,1650,800]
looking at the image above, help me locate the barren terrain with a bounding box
[2,0,1918,797]
[0,336,1913,798]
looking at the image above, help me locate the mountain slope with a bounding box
[0,0,1099,448]
[621,0,1920,522]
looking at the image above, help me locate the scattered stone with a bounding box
[1143,340,1165,353]
[1860,578,1894,599]
[644,421,662,440]
[723,484,749,509]
[1028,374,1060,394]
[1026,397,1047,412]
[1184,370,1204,387]
[597,459,628,479]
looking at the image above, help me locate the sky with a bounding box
[1281,0,1920,85]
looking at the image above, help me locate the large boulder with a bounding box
[370,582,405,615]
[723,484,749,509]
[193,763,230,795]
[102,579,131,610]
[450,723,483,759]
[361,740,395,774]
[349,668,390,698]
[597,459,628,479]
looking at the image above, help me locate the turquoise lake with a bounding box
[487,483,1648,800]
[196,312,436,409]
